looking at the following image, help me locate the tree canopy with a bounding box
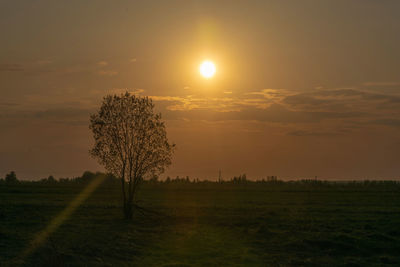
[89,92,174,218]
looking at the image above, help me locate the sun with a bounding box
[199,60,216,79]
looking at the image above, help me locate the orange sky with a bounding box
[1,1,400,180]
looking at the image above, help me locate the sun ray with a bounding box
[19,174,107,260]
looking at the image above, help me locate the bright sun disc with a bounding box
[199,61,216,79]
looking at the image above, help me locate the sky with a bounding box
[1,0,400,180]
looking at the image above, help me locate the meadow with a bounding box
[1,177,400,266]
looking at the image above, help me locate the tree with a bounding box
[5,171,18,183]
[89,92,174,219]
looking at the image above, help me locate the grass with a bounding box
[1,181,400,266]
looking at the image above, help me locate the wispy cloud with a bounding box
[287,129,341,137]
[0,101,18,107]
[108,88,145,95]
[36,60,52,65]
[143,88,400,131]
[363,82,400,87]
[97,70,118,76]
[4,86,400,132]
[372,119,400,128]
[97,61,108,66]
[0,64,24,72]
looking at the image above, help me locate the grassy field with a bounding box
[1,180,400,266]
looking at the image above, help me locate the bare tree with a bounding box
[89,92,174,219]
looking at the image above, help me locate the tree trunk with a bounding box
[123,199,133,219]
[123,176,138,220]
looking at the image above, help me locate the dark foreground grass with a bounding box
[1,182,400,266]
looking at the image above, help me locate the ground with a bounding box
[1,181,400,266]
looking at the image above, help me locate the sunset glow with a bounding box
[2,1,400,265]
[1,1,400,180]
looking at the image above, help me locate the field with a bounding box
[1,179,400,266]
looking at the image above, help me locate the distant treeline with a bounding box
[1,171,400,191]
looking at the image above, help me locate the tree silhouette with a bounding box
[89,92,174,219]
[5,171,18,183]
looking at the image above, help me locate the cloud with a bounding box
[150,91,281,113]
[283,94,332,107]
[32,108,91,126]
[279,88,400,113]
[0,64,24,72]
[36,60,52,65]
[0,61,54,74]
[161,103,366,124]
[109,88,145,95]
[142,87,400,132]
[287,130,340,137]
[34,108,90,119]
[0,105,92,128]
[97,70,118,76]
[0,101,18,107]
[372,119,400,128]
[316,89,362,97]
[4,86,400,132]
[363,82,400,87]
[97,61,108,66]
